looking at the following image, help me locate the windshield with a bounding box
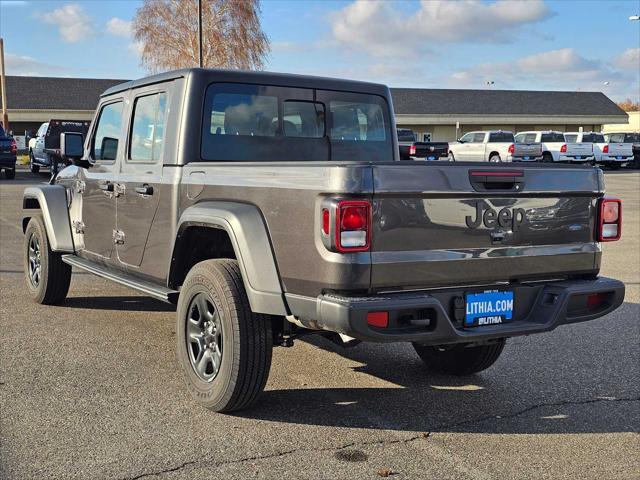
[201,83,393,162]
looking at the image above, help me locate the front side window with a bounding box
[92,101,123,161]
[473,133,487,143]
[459,133,474,143]
[129,92,167,162]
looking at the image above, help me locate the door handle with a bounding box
[134,184,153,196]
[99,182,114,192]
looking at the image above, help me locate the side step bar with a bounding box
[61,254,179,304]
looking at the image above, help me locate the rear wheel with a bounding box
[176,259,273,412]
[489,154,501,163]
[542,153,553,163]
[24,216,71,304]
[413,339,506,375]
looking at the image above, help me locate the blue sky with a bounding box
[1,0,638,100]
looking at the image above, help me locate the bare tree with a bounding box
[133,0,269,73]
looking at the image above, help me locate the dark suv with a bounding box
[0,124,17,179]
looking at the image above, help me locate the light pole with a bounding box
[629,15,639,21]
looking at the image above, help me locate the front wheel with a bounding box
[24,216,71,304]
[29,152,40,173]
[176,259,273,412]
[412,339,506,375]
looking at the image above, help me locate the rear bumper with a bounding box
[0,155,16,169]
[559,155,595,162]
[512,156,543,162]
[599,156,632,163]
[286,277,625,344]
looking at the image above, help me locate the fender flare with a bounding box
[22,185,74,253]
[171,202,287,316]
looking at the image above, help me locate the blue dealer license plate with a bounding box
[465,291,514,327]
[616,156,622,160]
[427,156,436,160]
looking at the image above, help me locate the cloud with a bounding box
[330,0,553,56]
[4,53,64,76]
[38,4,94,43]
[446,48,636,100]
[106,17,132,37]
[612,48,640,71]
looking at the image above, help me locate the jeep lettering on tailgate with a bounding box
[465,202,526,231]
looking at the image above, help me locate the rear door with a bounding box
[115,88,168,267]
[370,164,601,290]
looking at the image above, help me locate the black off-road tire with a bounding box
[542,153,553,163]
[176,259,273,412]
[29,152,40,173]
[4,168,15,179]
[413,339,506,375]
[24,216,71,305]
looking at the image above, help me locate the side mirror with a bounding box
[60,132,90,168]
[457,138,463,143]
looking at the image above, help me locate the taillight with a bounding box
[598,198,621,241]
[603,145,609,154]
[336,200,370,252]
[560,144,567,153]
[508,144,515,154]
[321,209,330,235]
[409,144,416,156]
[10,139,17,154]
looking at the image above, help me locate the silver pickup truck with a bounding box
[22,68,625,412]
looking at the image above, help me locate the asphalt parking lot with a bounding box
[1,168,638,480]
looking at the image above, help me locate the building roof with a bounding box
[390,88,626,117]
[1,76,126,110]
[1,75,627,119]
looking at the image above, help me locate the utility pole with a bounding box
[0,37,9,132]
[198,0,203,68]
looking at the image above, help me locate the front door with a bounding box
[79,100,125,262]
[115,90,167,267]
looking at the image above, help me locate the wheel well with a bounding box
[489,151,500,159]
[542,151,552,156]
[169,226,237,289]
[22,198,42,232]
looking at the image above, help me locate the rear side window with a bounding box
[201,83,392,162]
[92,101,123,161]
[541,132,565,142]
[488,132,514,142]
[129,92,168,163]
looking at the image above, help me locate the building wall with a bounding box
[396,121,605,141]
[602,111,639,133]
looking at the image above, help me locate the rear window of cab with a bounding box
[200,83,393,162]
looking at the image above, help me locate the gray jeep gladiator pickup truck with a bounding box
[22,68,625,412]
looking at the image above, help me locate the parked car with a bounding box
[515,131,594,164]
[448,130,542,162]
[397,129,449,161]
[565,132,633,169]
[22,68,625,413]
[0,124,17,179]
[29,120,90,174]
[604,132,639,168]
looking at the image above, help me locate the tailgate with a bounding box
[371,164,602,291]
[414,143,448,158]
[567,143,593,156]
[513,143,542,157]
[606,143,633,156]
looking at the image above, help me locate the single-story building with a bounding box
[0,75,630,147]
